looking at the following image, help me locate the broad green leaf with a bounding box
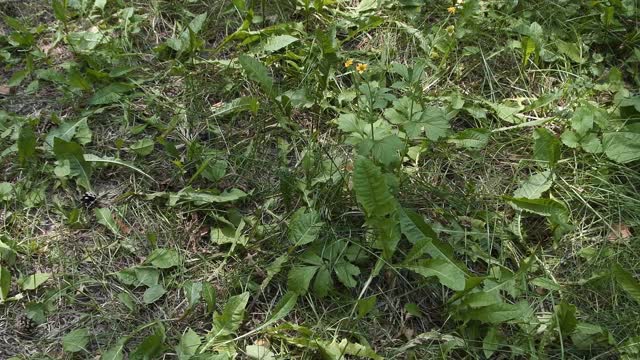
[261,254,288,290]
[93,0,107,10]
[399,208,468,275]
[210,221,247,247]
[8,69,28,87]
[357,296,377,318]
[560,129,580,148]
[238,55,273,96]
[101,337,128,360]
[613,264,640,304]
[447,128,490,149]
[533,128,561,166]
[246,345,275,360]
[52,0,67,21]
[571,323,613,350]
[134,266,160,287]
[357,135,404,166]
[513,170,554,199]
[177,328,201,360]
[0,266,10,301]
[571,106,594,135]
[202,282,217,314]
[287,266,319,295]
[63,328,90,353]
[555,301,577,335]
[483,327,501,358]
[580,133,603,154]
[403,258,465,291]
[53,138,92,190]
[264,291,297,325]
[18,272,51,290]
[317,338,382,360]
[212,97,259,117]
[147,249,180,269]
[18,125,36,166]
[166,187,248,206]
[131,138,155,156]
[212,291,250,336]
[334,260,360,288]
[506,197,568,218]
[556,40,586,64]
[461,301,531,323]
[262,35,298,53]
[117,292,136,312]
[420,106,451,141]
[143,284,167,304]
[89,83,131,105]
[313,266,332,297]
[184,281,203,309]
[46,118,92,146]
[603,130,640,163]
[95,208,120,235]
[353,158,396,217]
[130,325,166,360]
[288,208,323,246]
[0,182,14,201]
[68,30,106,52]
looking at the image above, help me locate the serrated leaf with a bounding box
[63,328,90,353]
[143,284,166,304]
[95,208,120,235]
[238,55,273,96]
[212,97,259,117]
[147,249,180,269]
[613,264,640,304]
[18,272,50,290]
[53,138,92,190]
[513,170,554,199]
[288,208,323,246]
[506,197,568,218]
[353,158,396,217]
[403,258,465,291]
[287,266,319,295]
[571,106,594,135]
[177,328,201,360]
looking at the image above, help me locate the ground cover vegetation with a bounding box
[1,0,640,358]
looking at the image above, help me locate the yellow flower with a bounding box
[446,25,455,36]
[344,59,354,68]
[447,6,456,14]
[356,63,368,74]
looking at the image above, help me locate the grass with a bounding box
[1,0,640,359]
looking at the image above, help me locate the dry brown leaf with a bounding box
[0,85,11,95]
[607,223,632,242]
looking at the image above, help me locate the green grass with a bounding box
[1,0,640,359]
